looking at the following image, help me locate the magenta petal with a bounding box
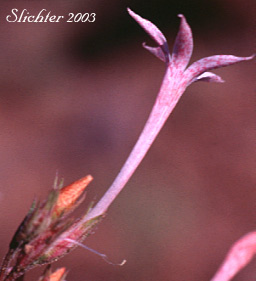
[143,43,171,63]
[185,54,255,85]
[190,72,225,85]
[172,14,193,70]
[142,43,166,62]
[127,8,168,47]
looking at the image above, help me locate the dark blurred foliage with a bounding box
[0,0,255,280]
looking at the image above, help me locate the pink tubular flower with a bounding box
[84,8,254,222]
[211,232,256,281]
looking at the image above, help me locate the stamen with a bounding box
[64,238,126,266]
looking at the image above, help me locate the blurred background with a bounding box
[0,0,255,280]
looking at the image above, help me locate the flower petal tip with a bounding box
[127,8,167,47]
[177,14,188,26]
[246,54,255,60]
[127,7,134,17]
[189,72,225,85]
[236,54,255,61]
[172,13,193,70]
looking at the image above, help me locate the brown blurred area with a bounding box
[0,0,255,280]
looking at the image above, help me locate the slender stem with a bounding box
[84,67,184,221]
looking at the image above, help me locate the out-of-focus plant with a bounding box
[0,176,102,281]
[0,8,254,281]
